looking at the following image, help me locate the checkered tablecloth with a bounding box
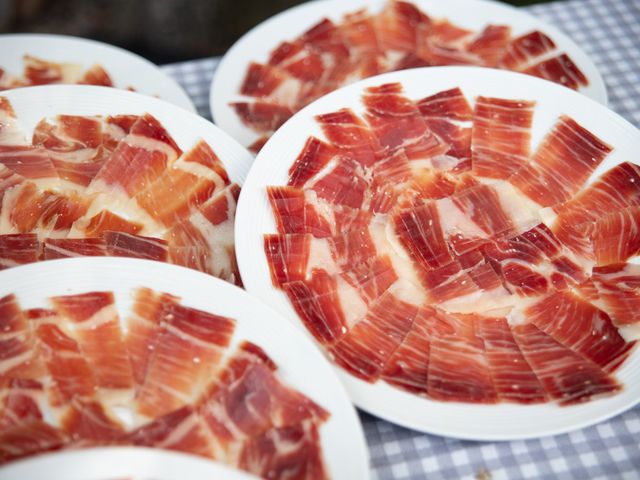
[161,0,640,478]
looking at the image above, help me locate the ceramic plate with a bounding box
[0,447,259,480]
[0,33,195,112]
[211,0,606,151]
[0,257,370,479]
[1,84,251,185]
[235,66,640,440]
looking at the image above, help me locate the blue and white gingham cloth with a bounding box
[162,0,640,477]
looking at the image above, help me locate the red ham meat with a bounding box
[0,234,40,269]
[0,295,42,383]
[60,398,124,442]
[103,231,169,261]
[231,101,293,133]
[78,64,114,87]
[0,379,45,428]
[315,108,380,166]
[134,299,235,418]
[267,186,334,237]
[524,54,589,90]
[471,96,534,180]
[376,1,430,52]
[589,207,640,266]
[509,116,612,207]
[416,87,473,172]
[466,25,512,67]
[329,285,419,381]
[50,292,134,392]
[500,31,556,70]
[362,83,445,160]
[43,237,106,259]
[238,421,327,480]
[0,97,27,145]
[0,420,67,464]
[512,323,620,405]
[477,317,547,403]
[0,145,59,186]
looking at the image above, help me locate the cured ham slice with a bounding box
[82,211,143,237]
[0,234,40,269]
[125,287,181,388]
[238,421,327,480]
[303,156,369,209]
[50,292,134,392]
[512,323,620,405]
[0,420,67,465]
[416,87,473,172]
[87,113,181,199]
[426,313,497,403]
[315,109,380,166]
[589,207,640,266]
[43,237,106,259]
[78,64,114,87]
[471,96,534,179]
[341,9,382,55]
[0,145,59,186]
[523,54,589,90]
[104,231,169,261]
[362,83,445,160]
[477,317,546,403]
[0,379,45,428]
[376,1,430,52]
[0,295,41,383]
[32,114,135,187]
[133,140,229,228]
[268,186,333,237]
[381,306,454,394]
[549,162,640,258]
[165,183,240,283]
[126,405,219,458]
[60,398,124,442]
[523,291,633,373]
[288,137,339,188]
[509,116,611,207]
[500,31,556,70]
[329,284,419,381]
[23,55,82,85]
[239,62,305,108]
[134,300,235,418]
[230,101,293,133]
[583,264,640,339]
[34,311,98,406]
[466,25,511,67]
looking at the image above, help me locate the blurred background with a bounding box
[0,0,554,64]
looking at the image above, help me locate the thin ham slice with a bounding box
[471,96,534,180]
[0,295,41,383]
[523,53,589,90]
[509,116,612,207]
[50,292,134,392]
[0,420,67,465]
[0,97,27,146]
[230,101,293,133]
[512,323,620,405]
[589,207,640,266]
[500,30,557,70]
[466,25,512,67]
[0,234,40,269]
[43,237,106,259]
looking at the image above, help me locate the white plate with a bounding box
[0,34,195,113]
[1,84,252,185]
[0,257,370,479]
[0,447,259,480]
[235,66,640,441]
[211,0,607,151]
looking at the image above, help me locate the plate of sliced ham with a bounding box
[0,34,195,112]
[0,257,369,479]
[235,66,640,440]
[211,0,606,153]
[0,85,252,285]
[0,447,260,480]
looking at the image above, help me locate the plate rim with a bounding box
[234,65,640,440]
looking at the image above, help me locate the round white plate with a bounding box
[211,0,607,151]
[1,85,252,185]
[0,257,370,479]
[235,66,640,440]
[0,447,259,480]
[0,34,195,113]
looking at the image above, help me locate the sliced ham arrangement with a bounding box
[0,288,330,479]
[0,97,241,285]
[232,0,589,152]
[264,81,638,405]
[0,55,114,90]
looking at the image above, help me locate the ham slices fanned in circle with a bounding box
[233,0,590,152]
[0,289,331,479]
[0,97,242,285]
[263,81,638,406]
